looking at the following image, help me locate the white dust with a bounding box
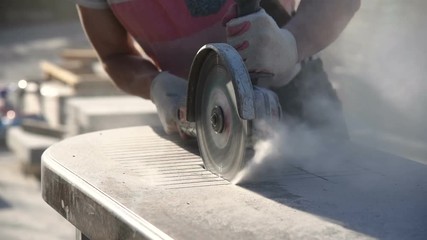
[232,120,326,184]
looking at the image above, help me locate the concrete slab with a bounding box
[65,96,160,136]
[42,126,427,240]
[39,81,74,126]
[40,80,125,127]
[6,127,59,174]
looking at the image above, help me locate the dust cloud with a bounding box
[232,1,427,183]
[232,121,325,184]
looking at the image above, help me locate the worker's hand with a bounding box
[225,9,300,88]
[150,72,187,135]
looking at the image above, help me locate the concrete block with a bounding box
[65,96,160,136]
[40,81,74,126]
[21,119,65,139]
[6,126,59,166]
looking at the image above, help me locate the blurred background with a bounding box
[0,1,87,239]
[0,0,426,239]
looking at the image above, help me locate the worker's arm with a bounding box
[77,6,159,99]
[77,5,188,135]
[286,0,361,61]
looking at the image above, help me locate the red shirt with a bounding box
[77,0,296,78]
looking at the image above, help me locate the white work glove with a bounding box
[150,71,187,134]
[226,9,300,88]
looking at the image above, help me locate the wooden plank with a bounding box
[60,49,98,61]
[40,60,80,86]
[39,60,112,87]
[59,60,94,75]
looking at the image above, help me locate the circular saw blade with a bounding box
[195,51,252,181]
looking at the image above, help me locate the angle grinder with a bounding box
[178,0,283,181]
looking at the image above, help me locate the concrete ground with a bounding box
[0,147,75,240]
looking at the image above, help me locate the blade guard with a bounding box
[186,43,255,122]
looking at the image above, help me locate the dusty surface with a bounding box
[43,126,427,240]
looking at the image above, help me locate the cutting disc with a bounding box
[195,51,252,181]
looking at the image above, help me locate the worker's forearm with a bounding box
[102,54,159,99]
[76,6,159,99]
[285,0,361,61]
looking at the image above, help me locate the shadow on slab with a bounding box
[237,141,427,240]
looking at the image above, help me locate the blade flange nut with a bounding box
[210,106,224,133]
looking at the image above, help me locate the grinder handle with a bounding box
[235,0,262,17]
